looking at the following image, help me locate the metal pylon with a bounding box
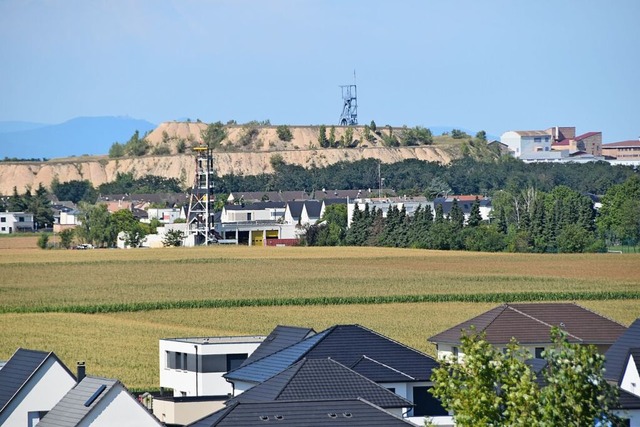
[187,144,217,245]
[339,84,358,126]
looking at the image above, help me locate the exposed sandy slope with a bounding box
[0,123,456,194]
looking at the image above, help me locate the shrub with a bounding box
[37,233,49,249]
[276,125,293,142]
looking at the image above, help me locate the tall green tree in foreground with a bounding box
[430,327,619,427]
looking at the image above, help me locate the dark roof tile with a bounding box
[228,358,411,409]
[240,326,315,368]
[188,399,415,426]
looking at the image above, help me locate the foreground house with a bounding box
[225,358,412,417]
[38,376,162,427]
[0,348,76,427]
[224,324,446,421]
[155,334,266,425]
[187,398,417,426]
[429,303,627,360]
[604,318,640,425]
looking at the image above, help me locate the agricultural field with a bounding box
[1,245,639,390]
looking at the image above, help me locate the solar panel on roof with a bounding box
[84,384,106,407]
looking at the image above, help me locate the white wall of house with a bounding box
[221,207,284,223]
[614,409,640,427]
[77,385,161,427]
[0,357,76,427]
[436,343,550,361]
[229,380,258,396]
[146,208,184,224]
[159,337,264,397]
[621,356,640,397]
[153,398,225,426]
[0,212,35,234]
[59,211,80,225]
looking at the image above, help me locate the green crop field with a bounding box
[1,246,639,389]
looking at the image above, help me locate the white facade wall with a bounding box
[153,398,225,426]
[436,343,550,361]
[77,386,161,427]
[221,207,284,223]
[59,211,80,226]
[146,208,183,224]
[230,380,258,396]
[500,131,523,157]
[0,212,34,234]
[0,358,76,427]
[621,356,640,397]
[159,337,264,397]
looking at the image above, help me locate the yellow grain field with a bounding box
[1,246,639,390]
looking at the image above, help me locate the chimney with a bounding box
[77,361,86,383]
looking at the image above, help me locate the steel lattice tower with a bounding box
[187,144,216,245]
[339,84,358,126]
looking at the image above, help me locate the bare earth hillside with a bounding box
[0,122,458,194]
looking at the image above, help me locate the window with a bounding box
[166,351,188,370]
[18,216,24,222]
[1,227,4,232]
[201,353,248,373]
[535,347,544,359]
[412,386,448,416]
[386,387,396,394]
[28,411,48,427]
[452,346,459,357]
[534,137,542,143]
[0,217,5,222]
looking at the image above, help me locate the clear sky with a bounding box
[1,0,639,142]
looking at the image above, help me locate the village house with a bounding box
[429,302,627,361]
[0,212,35,234]
[154,334,266,425]
[0,348,76,427]
[37,375,162,427]
[603,138,640,163]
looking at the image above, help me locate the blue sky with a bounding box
[1,0,639,142]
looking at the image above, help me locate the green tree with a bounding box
[430,326,619,427]
[77,203,117,248]
[451,129,468,139]
[162,229,186,247]
[201,121,227,149]
[108,142,125,158]
[328,126,336,147]
[37,233,49,249]
[596,175,640,249]
[467,197,482,227]
[449,199,464,231]
[369,120,377,132]
[124,130,149,156]
[475,130,487,142]
[538,328,619,426]
[58,228,75,249]
[318,125,328,148]
[51,178,98,204]
[276,125,293,142]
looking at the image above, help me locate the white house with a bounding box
[145,207,186,224]
[37,376,162,427]
[500,130,552,159]
[155,335,265,425]
[0,348,77,427]
[216,202,297,245]
[0,212,35,234]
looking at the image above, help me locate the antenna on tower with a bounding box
[339,72,358,126]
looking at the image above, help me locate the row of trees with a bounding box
[3,184,53,228]
[216,157,637,198]
[305,176,640,252]
[49,173,183,204]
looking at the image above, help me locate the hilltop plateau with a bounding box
[0,122,488,195]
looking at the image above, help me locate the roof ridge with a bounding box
[507,304,583,342]
[353,324,434,361]
[477,304,509,333]
[225,326,334,378]
[355,355,415,380]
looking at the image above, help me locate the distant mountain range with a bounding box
[0,116,156,159]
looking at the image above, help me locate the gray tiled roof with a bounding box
[37,376,119,427]
[303,201,323,219]
[616,388,640,410]
[429,303,627,346]
[604,318,640,382]
[240,325,315,368]
[0,348,70,414]
[225,325,438,384]
[188,398,415,426]
[227,358,411,409]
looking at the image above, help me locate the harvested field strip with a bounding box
[2,290,639,314]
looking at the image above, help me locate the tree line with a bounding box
[304,176,640,252]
